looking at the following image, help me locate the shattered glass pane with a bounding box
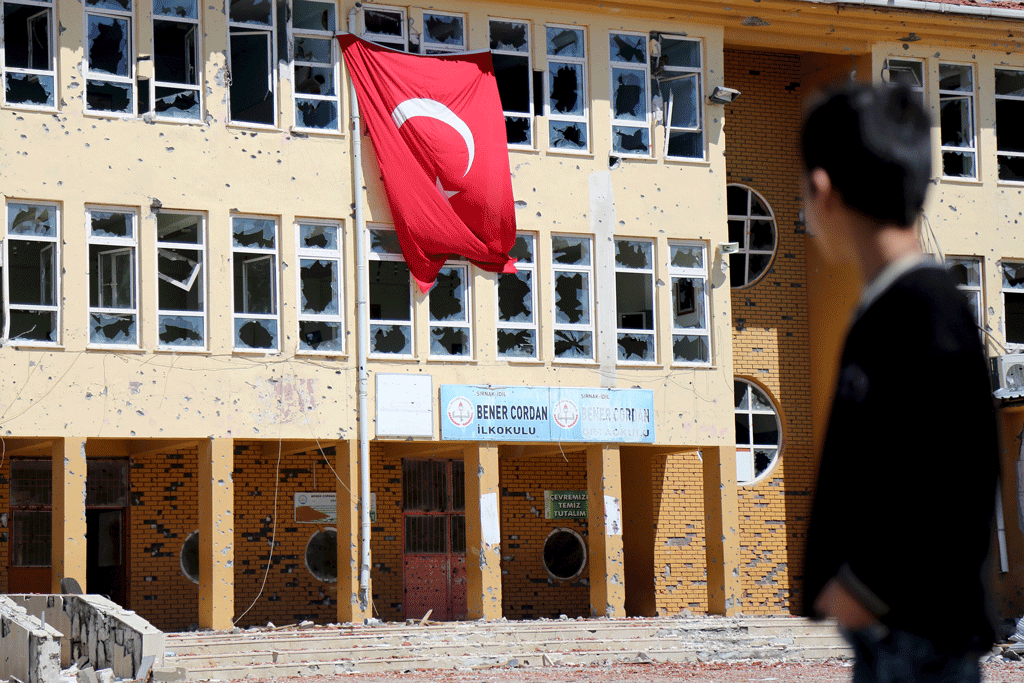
[616,272,653,329]
[996,69,1024,97]
[158,248,202,310]
[87,15,130,76]
[886,59,922,89]
[158,213,200,243]
[670,244,703,269]
[750,385,773,411]
[301,224,338,250]
[673,277,705,329]
[493,53,530,113]
[159,314,204,347]
[612,68,646,120]
[617,333,654,362]
[615,240,652,269]
[369,261,411,320]
[86,80,132,113]
[612,126,648,154]
[661,37,700,68]
[363,8,402,36]
[946,258,981,288]
[424,13,463,46]
[429,267,466,322]
[299,320,341,353]
[552,235,590,265]
[9,310,56,343]
[86,0,131,11]
[489,20,529,52]
[610,33,646,63]
[548,63,582,115]
[497,328,536,358]
[9,204,56,237]
[753,414,779,445]
[293,0,334,32]
[727,186,749,215]
[1004,262,1024,290]
[295,64,335,95]
[297,99,338,130]
[294,36,332,65]
[750,194,771,217]
[508,234,534,262]
[554,272,590,325]
[154,0,198,19]
[229,0,272,25]
[90,312,137,345]
[498,271,533,323]
[996,99,1024,153]
[748,253,772,281]
[749,220,775,251]
[939,63,972,92]
[940,95,972,147]
[667,130,702,159]
[5,74,54,107]
[754,449,777,478]
[505,116,531,145]
[3,4,50,68]
[235,255,274,314]
[431,326,469,356]
[734,381,749,409]
[300,259,338,315]
[154,87,200,119]
[91,211,132,238]
[234,317,277,349]
[369,229,402,255]
[999,155,1024,182]
[728,220,745,245]
[9,241,55,305]
[554,329,591,359]
[549,121,586,150]
[154,21,199,85]
[232,217,275,249]
[667,76,699,129]
[672,334,709,363]
[735,413,750,445]
[370,323,411,354]
[1007,292,1024,345]
[547,27,583,58]
[942,151,976,178]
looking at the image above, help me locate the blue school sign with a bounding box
[440,385,655,443]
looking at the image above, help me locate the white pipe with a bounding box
[805,0,1024,20]
[347,4,372,616]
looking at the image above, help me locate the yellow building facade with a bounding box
[0,0,1021,631]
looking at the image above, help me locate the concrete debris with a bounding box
[76,666,98,683]
[1012,616,1024,643]
[299,621,314,628]
[95,668,114,683]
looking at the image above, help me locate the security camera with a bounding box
[720,242,740,254]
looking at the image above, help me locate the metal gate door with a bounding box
[402,459,466,621]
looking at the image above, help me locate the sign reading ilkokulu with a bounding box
[545,490,588,519]
[440,385,655,443]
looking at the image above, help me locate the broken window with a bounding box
[291,0,339,131]
[157,211,205,348]
[490,18,533,147]
[546,25,588,152]
[995,69,1024,183]
[1002,261,1024,351]
[884,58,924,106]
[2,0,56,107]
[361,3,406,51]
[429,263,471,357]
[228,0,275,125]
[4,202,59,344]
[670,241,710,365]
[232,215,278,350]
[658,35,703,160]
[615,238,655,363]
[88,207,139,345]
[151,0,201,120]
[726,184,776,288]
[297,221,343,353]
[422,11,465,54]
[496,233,537,359]
[946,256,984,333]
[609,32,650,156]
[939,63,976,179]
[369,227,412,355]
[734,379,781,485]
[85,0,135,114]
[552,234,593,360]
[11,459,51,568]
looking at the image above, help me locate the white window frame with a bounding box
[609,30,651,158]
[659,34,704,161]
[421,9,465,54]
[290,0,341,132]
[360,3,406,51]
[3,201,60,345]
[884,57,925,106]
[1002,260,1024,353]
[995,67,1024,184]
[155,211,206,350]
[669,240,711,366]
[231,215,280,352]
[151,0,202,121]
[945,255,984,334]
[228,0,277,127]
[734,378,783,486]
[1,0,58,109]
[496,232,538,360]
[614,237,656,364]
[84,0,136,116]
[367,225,414,357]
[939,62,977,180]
[295,219,344,355]
[428,260,472,359]
[727,184,776,288]
[87,206,140,347]
[489,17,533,149]
[545,23,589,154]
[551,233,595,362]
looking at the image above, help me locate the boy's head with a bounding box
[802,83,932,228]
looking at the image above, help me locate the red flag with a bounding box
[338,34,518,292]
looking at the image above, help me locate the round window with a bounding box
[180,530,200,584]
[734,379,782,485]
[726,184,777,288]
[542,528,587,581]
[305,528,338,583]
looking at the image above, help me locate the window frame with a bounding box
[4,200,61,346]
[87,205,140,348]
[227,0,277,128]
[658,34,705,161]
[995,67,1024,184]
[295,219,344,355]
[360,2,407,51]
[551,233,595,363]
[734,378,783,486]
[155,210,206,351]
[726,183,777,289]
[945,255,984,334]
[421,9,466,55]
[669,240,711,366]
[609,30,652,158]
[545,23,589,154]
[1001,260,1024,353]
[489,16,534,149]
[231,214,280,352]
[367,225,414,358]
[428,260,473,360]
[614,237,657,365]
[83,0,136,117]
[938,61,977,180]
[289,0,341,133]
[1,0,58,110]
[496,232,538,361]
[151,0,202,121]
[884,57,925,106]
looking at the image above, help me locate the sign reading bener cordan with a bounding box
[440,385,655,443]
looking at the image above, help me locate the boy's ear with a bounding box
[807,167,833,201]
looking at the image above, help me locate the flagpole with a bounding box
[347,5,372,617]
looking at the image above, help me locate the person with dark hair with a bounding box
[801,83,1000,683]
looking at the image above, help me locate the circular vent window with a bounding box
[180,530,200,584]
[305,528,338,583]
[542,528,587,581]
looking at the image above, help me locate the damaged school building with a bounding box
[1,0,1024,632]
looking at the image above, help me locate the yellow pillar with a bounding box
[52,438,87,593]
[198,438,234,630]
[463,442,502,620]
[335,440,367,623]
[703,445,741,615]
[587,444,625,618]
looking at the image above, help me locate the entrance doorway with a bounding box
[86,460,129,606]
[402,458,467,621]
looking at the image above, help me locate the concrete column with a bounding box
[587,443,625,618]
[198,438,234,630]
[702,445,741,615]
[51,438,87,593]
[463,443,502,620]
[335,440,367,623]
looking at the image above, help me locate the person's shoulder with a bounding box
[878,264,979,350]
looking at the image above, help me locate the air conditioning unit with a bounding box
[992,353,1024,393]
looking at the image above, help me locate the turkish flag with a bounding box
[338,34,518,292]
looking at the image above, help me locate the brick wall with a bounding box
[370,442,403,622]
[651,450,708,614]
[0,455,9,594]
[724,49,814,615]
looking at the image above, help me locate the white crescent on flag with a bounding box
[391,98,476,177]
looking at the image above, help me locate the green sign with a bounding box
[545,490,588,519]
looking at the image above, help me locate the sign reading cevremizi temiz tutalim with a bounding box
[439,385,655,443]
